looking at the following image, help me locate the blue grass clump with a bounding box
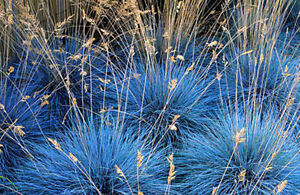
[176,109,300,194]
[223,47,299,114]
[14,37,115,123]
[14,115,171,194]
[105,63,218,147]
[0,83,50,181]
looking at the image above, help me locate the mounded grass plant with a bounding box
[214,0,299,134]
[223,48,299,113]
[176,109,300,194]
[105,62,219,148]
[12,37,118,125]
[14,115,172,194]
[0,83,50,180]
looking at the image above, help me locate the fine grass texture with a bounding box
[0,83,50,179]
[0,0,299,194]
[105,63,218,148]
[176,109,299,194]
[13,37,114,125]
[223,48,299,116]
[14,115,171,194]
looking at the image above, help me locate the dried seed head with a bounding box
[21,95,30,102]
[216,73,222,81]
[265,167,273,171]
[167,153,176,185]
[176,1,183,13]
[83,38,95,48]
[84,83,89,93]
[13,125,25,137]
[0,103,6,113]
[168,79,177,91]
[137,150,144,169]
[7,66,14,76]
[43,95,50,100]
[274,180,287,194]
[260,54,264,64]
[98,77,111,84]
[0,143,3,154]
[169,124,177,131]
[170,56,177,63]
[207,41,218,47]
[80,70,87,77]
[241,50,253,56]
[165,46,172,53]
[286,98,295,107]
[271,152,277,160]
[100,107,107,114]
[69,152,79,163]
[132,73,141,79]
[48,138,63,152]
[234,127,246,144]
[169,115,181,131]
[172,115,180,123]
[72,98,77,105]
[100,29,111,36]
[238,170,246,182]
[41,100,49,107]
[176,55,185,61]
[220,19,227,26]
[185,63,195,74]
[115,164,125,178]
[68,54,82,61]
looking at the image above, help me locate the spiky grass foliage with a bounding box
[0,0,120,62]
[12,37,117,125]
[223,48,299,111]
[215,0,299,132]
[0,0,298,193]
[109,0,224,70]
[285,0,300,25]
[218,37,300,135]
[14,115,171,194]
[176,109,300,194]
[0,0,127,124]
[0,83,50,180]
[104,63,219,148]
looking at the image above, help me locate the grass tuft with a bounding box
[176,108,299,194]
[106,63,218,148]
[14,114,171,194]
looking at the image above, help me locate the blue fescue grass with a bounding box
[14,114,172,194]
[176,108,300,194]
[13,37,117,125]
[0,0,298,193]
[0,82,51,181]
[216,0,299,117]
[219,43,300,137]
[104,61,220,148]
[225,49,298,105]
